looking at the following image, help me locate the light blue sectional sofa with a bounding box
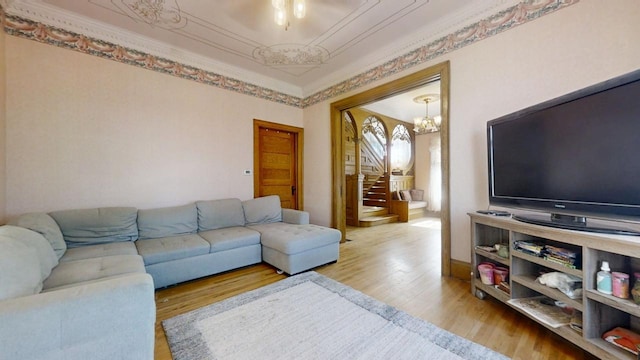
[0,195,341,360]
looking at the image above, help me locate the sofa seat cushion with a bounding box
[409,201,428,210]
[49,207,138,248]
[60,242,138,262]
[249,222,341,255]
[40,273,145,292]
[135,234,210,266]
[198,227,261,252]
[43,255,145,290]
[197,198,246,231]
[137,203,197,240]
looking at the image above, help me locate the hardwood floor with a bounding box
[154,218,597,360]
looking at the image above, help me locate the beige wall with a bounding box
[303,0,640,261]
[414,133,436,194]
[5,38,302,217]
[0,20,6,224]
[4,1,640,259]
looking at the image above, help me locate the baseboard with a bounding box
[450,259,471,281]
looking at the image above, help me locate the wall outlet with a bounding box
[243,170,252,176]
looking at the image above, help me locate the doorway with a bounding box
[330,61,451,276]
[253,119,304,209]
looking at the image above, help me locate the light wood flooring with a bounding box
[154,217,597,360]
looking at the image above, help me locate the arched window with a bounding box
[345,112,356,144]
[391,124,412,171]
[362,116,387,159]
[344,112,357,175]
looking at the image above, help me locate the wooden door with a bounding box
[254,120,303,209]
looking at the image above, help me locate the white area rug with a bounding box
[163,272,509,360]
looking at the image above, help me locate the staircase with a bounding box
[362,174,388,207]
[359,174,398,227]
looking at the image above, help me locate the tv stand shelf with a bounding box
[470,213,640,360]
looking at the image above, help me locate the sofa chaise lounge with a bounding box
[0,195,341,360]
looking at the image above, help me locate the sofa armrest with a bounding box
[282,208,310,225]
[0,273,155,360]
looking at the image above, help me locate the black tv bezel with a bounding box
[487,69,640,235]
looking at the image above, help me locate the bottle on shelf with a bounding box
[612,272,629,299]
[596,261,612,295]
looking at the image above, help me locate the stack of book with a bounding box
[544,245,579,269]
[513,241,544,256]
[513,242,581,269]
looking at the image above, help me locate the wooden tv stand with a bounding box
[469,213,640,360]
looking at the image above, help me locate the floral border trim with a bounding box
[1,7,303,108]
[1,1,579,109]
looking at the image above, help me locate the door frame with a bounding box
[253,119,304,210]
[330,61,451,276]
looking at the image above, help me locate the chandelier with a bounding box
[413,94,442,134]
[272,0,306,30]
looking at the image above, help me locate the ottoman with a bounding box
[248,222,341,275]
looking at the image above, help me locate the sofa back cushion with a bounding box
[49,207,138,248]
[0,225,58,279]
[400,190,412,201]
[0,235,44,300]
[242,195,282,225]
[409,189,424,201]
[9,212,67,259]
[196,198,245,231]
[137,203,198,240]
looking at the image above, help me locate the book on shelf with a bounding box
[514,241,544,256]
[507,296,572,328]
[475,245,496,252]
[543,255,577,269]
[569,311,582,334]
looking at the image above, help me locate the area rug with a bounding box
[163,272,508,360]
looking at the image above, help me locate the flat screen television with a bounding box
[487,69,640,236]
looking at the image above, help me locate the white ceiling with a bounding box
[5,0,520,97]
[361,80,441,124]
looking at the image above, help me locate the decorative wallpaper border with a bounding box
[1,0,579,109]
[1,6,304,108]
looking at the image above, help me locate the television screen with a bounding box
[487,69,640,235]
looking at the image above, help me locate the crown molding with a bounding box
[302,0,580,106]
[3,0,580,108]
[4,0,303,98]
[301,0,521,96]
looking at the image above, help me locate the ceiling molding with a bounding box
[301,0,523,95]
[3,0,303,97]
[2,9,304,107]
[2,0,580,109]
[303,0,580,107]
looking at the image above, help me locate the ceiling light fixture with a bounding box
[272,0,306,30]
[413,94,442,134]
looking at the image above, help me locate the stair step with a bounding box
[363,200,387,207]
[362,208,388,217]
[359,214,399,227]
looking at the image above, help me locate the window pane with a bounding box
[391,125,412,170]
